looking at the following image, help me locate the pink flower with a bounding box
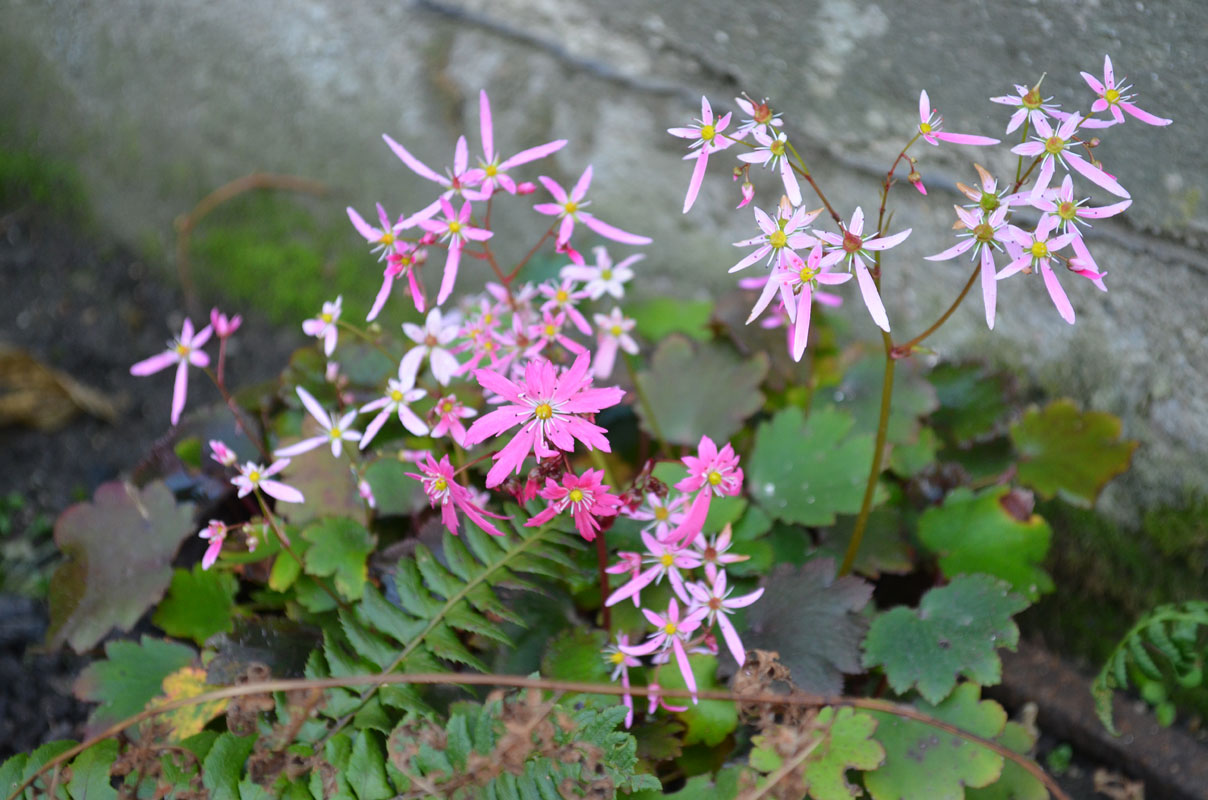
[1032,174,1130,290]
[737,178,755,209]
[605,531,702,608]
[746,244,852,360]
[917,90,1000,147]
[645,682,689,715]
[668,96,734,213]
[232,459,304,504]
[209,308,242,338]
[1081,55,1171,127]
[359,364,429,449]
[358,479,376,509]
[998,216,1079,324]
[198,521,227,570]
[524,468,622,542]
[429,394,477,446]
[464,353,625,488]
[406,452,507,537]
[1011,112,1129,201]
[302,297,342,357]
[620,599,710,702]
[737,128,802,206]
[665,435,745,545]
[274,386,362,458]
[347,203,408,262]
[401,308,462,386]
[130,317,213,426]
[417,198,493,306]
[382,133,489,223]
[470,90,567,196]
[628,493,689,542]
[209,439,238,467]
[368,243,427,321]
[560,247,641,301]
[814,207,911,332]
[925,204,1012,329]
[685,570,764,666]
[534,166,652,248]
[606,551,644,605]
[990,81,1060,135]
[731,201,820,274]
[691,525,750,580]
[537,279,592,335]
[526,309,588,359]
[603,634,642,727]
[732,94,783,140]
[592,308,639,378]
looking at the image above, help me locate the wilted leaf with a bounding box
[302,518,374,599]
[636,335,767,445]
[1010,400,1137,506]
[152,565,239,645]
[928,363,1010,444]
[654,654,738,747]
[629,297,714,342]
[48,481,195,652]
[919,487,1053,601]
[74,635,195,736]
[744,559,872,694]
[0,345,121,430]
[748,406,874,527]
[149,666,229,741]
[818,347,938,445]
[966,720,1046,800]
[865,683,1007,800]
[862,575,1028,704]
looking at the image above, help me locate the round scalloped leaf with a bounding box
[966,720,1046,800]
[748,406,874,527]
[865,683,1006,800]
[629,297,714,342]
[918,487,1053,601]
[635,335,768,445]
[818,347,938,445]
[802,707,886,800]
[152,565,239,645]
[73,635,196,737]
[302,517,374,600]
[47,481,195,652]
[928,363,1011,444]
[1009,400,1137,507]
[862,575,1028,705]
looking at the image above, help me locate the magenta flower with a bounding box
[606,551,644,606]
[198,521,228,570]
[730,202,820,274]
[406,452,507,537]
[368,243,428,321]
[209,308,242,338]
[1082,55,1171,127]
[645,682,690,715]
[130,317,213,426]
[534,166,652,248]
[684,570,764,666]
[429,394,477,447]
[464,353,625,488]
[737,128,802,206]
[747,244,852,360]
[359,365,429,450]
[538,279,592,335]
[925,204,1012,329]
[917,90,1000,147]
[814,207,911,332]
[274,386,362,458]
[302,296,342,357]
[401,308,462,386]
[668,96,734,213]
[470,90,568,196]
[560,247,641,301]
[620,598,710,702]
[605,531,702,608]
[526,309,588,360]
[416,198,493,306]
[232,459,304,504]
[524,468,622,542]
[990,82,1060,134]
[1011,112,1129,201]
[998,216,1079,324]
[210,439,238,467]
[666,436,744,546]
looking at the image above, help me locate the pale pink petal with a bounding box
[579,212,652,245]
[716,613,746,666]
[855,264,890,331]
[170,361,189,426]
[359,408,392,449]
[980,247,997,330]
[383,134,446,185]
[130,351,178,375]
[934,132,1001,146]
[295,386,330,429]
[1041,265,1075,324]
[683,151,709,214]
[791,286,812,361]
[1063,152,1130,198]
[260,479,304,504]
[1119,102,1172,126]
[274,436,327,457]
[479,90,494,160]
[436,242,462,306]
[499,139,568,169]
[570,166,593,203]
[863,228,912,251]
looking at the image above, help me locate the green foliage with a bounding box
[301,517,374,600]
[654,654,738,747]
[743,559,872,695]
[47,481,195,652]
[629,297,714,342]
[202,733,257,800]
[66,740,120,800]
[918,487,1053,601]
[152,565,240,645]
[966,720,1046,800]
[819,348,938,445]
[72,635,195,735]
[864,683,1008,800]
[927,363,1010,444]
[748,406,874,526]
[1010,399,1137,507]
[748,707,885,800]
[636,335,768,445]
[1092,601,1208,733]
[863,575,1028,704]
[0,144,88,220]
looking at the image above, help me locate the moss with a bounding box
[0,143,90,221]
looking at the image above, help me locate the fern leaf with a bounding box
[1093,601,1208,733]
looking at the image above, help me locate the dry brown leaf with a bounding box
[0,344,121,430]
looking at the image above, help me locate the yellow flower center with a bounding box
[175,343,190,357]
[919,122,932,134]
[1030,241,1049,259]
[569,488,584,503]
[483,312,494,324]
[556,289,569,303]
[601,269,613,280]
[609,651,626,665]
[564,201,578,215]
[448,220,462,234]
[708,470,723,486]
[1105,88,1120,103]
[700,124,716,141]
[329,428,342,440]
[1044,136,1064,156]
[484,340,496,352]
[610,324,623,336]
[768,230,787,249]
[534,403,553,420]
[544,324,556,337]
[441,401,454,413]
[485,164,498,176]
[769,139,786,157]
[663,622,678,636]
[1057,201,1077,220]
[433,477,448,492]
[654,507,669,521]
[660,553,675,568]
[248,470,261,483]
[320,313,333,324]
[391,389,404,402]
[799,265,817,283]
[973,223,996,244]
[379,232,394,246]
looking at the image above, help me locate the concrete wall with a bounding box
[2,0,1205,521]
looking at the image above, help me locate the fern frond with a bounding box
[1092,600,1208,733]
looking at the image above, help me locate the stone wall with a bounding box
[2,0,1205,521]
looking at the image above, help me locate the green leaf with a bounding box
[363,458,426,517]
[966,721,1046,800]
[66,740,119,800]
[152,565,239,645]
[862,575,1028,704]
[278,443,366,526]
[629,297,714,342]
[19,740,77,800]
[268,550,304,592]
[654,654,737,747]
[865,683,1007,800]
[918,487,1054,601]
[660,765,743,799]
[302,517,374,600]
[801,707,886,800]
[888,427,940,477]
[47,481,195,652]
[818,348,938,445]
[748,406,874,526]
[73,635,195,736]
[347,731,394,800]
[928,363,1010,444]
[815,494,913,578]
[636,335,767,445]
[744,559,872,695]
[541,628,610,684]
[1010,400,1137,507]
[202,734,256,800]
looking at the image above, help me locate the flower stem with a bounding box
[335,320,398,363]
[202,367,270,464]
[838,329,894,577]
[784,140,842,225]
